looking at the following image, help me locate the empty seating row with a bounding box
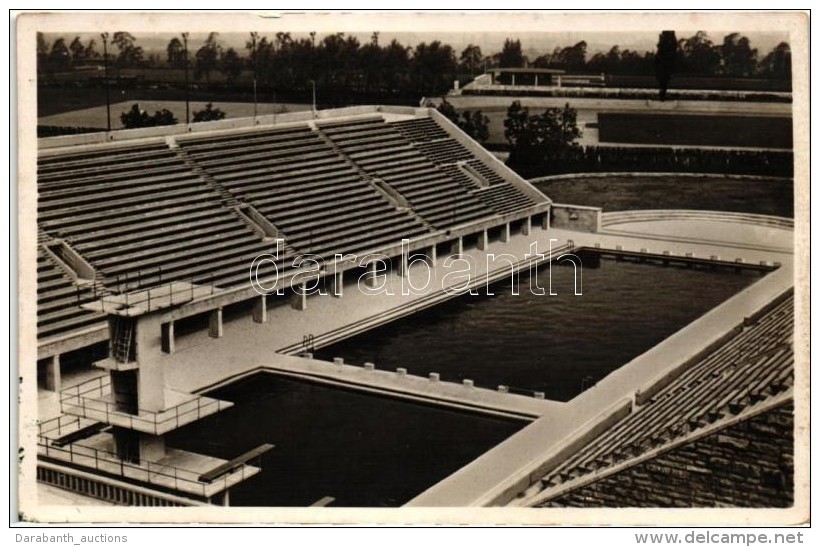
[471,184,537,215]
[317,117,497,229]
[180,120,432,259]
[390,117,449,142]
[413,139,475,165]
[38,148,293,297]
[466,159,507,185]
[38,142,171,174]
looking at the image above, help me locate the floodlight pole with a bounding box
[182,32,190,125]
[250,31,258,121]
[310,80,316,116]
[101,33,111,132]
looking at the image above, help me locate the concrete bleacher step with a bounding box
[389,118,449,142]
[173,147,240,207]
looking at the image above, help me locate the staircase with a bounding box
[173,146,240,208]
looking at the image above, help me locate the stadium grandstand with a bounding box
[32,105,796,512]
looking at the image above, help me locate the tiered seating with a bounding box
[391,118,449,142]
[38,143,288,292]
[466,159,506,185]
[540,294,794,489]
[37,248,104,340]
[179,124,430,259]
[414,139,474,164]
[389,117,539,216]
[471,184,536,215]
[438,163,482,191]
[318,118,495,229]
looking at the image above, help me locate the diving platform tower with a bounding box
[47,281,273,505]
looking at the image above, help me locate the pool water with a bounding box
[167,373,525,507]
[316,256,760,400]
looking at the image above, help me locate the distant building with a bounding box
[487,67,566,87]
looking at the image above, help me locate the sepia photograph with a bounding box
[13,10,810,527]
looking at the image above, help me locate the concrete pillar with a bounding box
[290,285,307,310]
[534,74,539,86]
[429,245,437,265]
[221,489,230,507]
[452,237,464,258]
[522,216,532,236]
[135,314,165,413]
[541,213,550,230]
[331,269,344,297]
[501,223,511,243]
[253,296,267,323]
[477,229,489,251]
[397,252,409,277]
[511,73,515,86]
[364,261,380,289]
[161,322,175,354]
[44,354,61,392]
[209,308,223,338]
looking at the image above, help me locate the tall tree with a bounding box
[554,41,588,71]
[499,38,524,68]
[195,32,221,82]
[460,110,490,143]
[68,36,85,66]
[655,31,677,101]
[111,32,143,73]
[721,33,758,77]
[166,37,185,68]
[410,40,457,95]
[48,38,71,72]
[220,47,243,84]
[758,42,791,79]
[459,44,484,75]
[37,32,50,74]
[679,31,721,75]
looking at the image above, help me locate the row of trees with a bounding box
[37,30,792,95]
[495,32,791,79]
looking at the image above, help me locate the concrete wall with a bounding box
[550,203,602,233]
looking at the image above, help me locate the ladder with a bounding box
[113,318,134,363]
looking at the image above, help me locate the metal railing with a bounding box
[36,434,255,498]
[96,275,218,314]
[59,376,232,434]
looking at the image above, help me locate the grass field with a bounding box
[598,113,793,149]
[532,175,793,218]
